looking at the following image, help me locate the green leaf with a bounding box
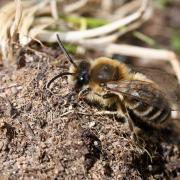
[155,0,170,7]
[64,16,108,29]
[64,43,77,54]
[133,31,156,47]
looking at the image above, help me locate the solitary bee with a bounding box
[47,34,177,133]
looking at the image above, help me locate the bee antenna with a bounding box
[46,72,75,89]
[56,34,77,69]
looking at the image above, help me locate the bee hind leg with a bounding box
[117,102,138,141]
[126,112,138,141]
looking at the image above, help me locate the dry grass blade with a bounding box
[50,0,58,20]
[0,0,151,66]
[10,0,22,38]
[37,0,150,42]
[0,0,36,40]
[19,0,50,45]
[112,0,142,20]
[0,1,18,40]
[0,0,42,66]
[33,17,56,25]
[29,24,53,41]
[77,20,149,46]
[64,0,88,13]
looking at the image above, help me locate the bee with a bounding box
[47,34,177,134]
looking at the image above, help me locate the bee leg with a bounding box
[117,101,138,141]
[126,112,138,141]
[95,111,118,116]
[93,93,120,115]
[78,88,91,100]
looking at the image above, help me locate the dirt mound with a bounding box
[0,51,180,179]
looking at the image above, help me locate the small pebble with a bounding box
[89,121,96,128]
[11,87,18,95]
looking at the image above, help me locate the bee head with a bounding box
[75,61,90,88]
[46,34,91,90]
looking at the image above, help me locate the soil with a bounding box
[0,44,179,179]
[0,1,180,180]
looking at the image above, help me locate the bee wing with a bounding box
[105,79,180,111]
[130,66,178,94]
[130,66,180,109]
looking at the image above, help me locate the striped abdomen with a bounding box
[124,83,171,126]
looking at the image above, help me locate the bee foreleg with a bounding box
[78,87,91,100]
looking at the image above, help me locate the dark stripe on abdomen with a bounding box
[124,80,171,127]
[128,102,170,126]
